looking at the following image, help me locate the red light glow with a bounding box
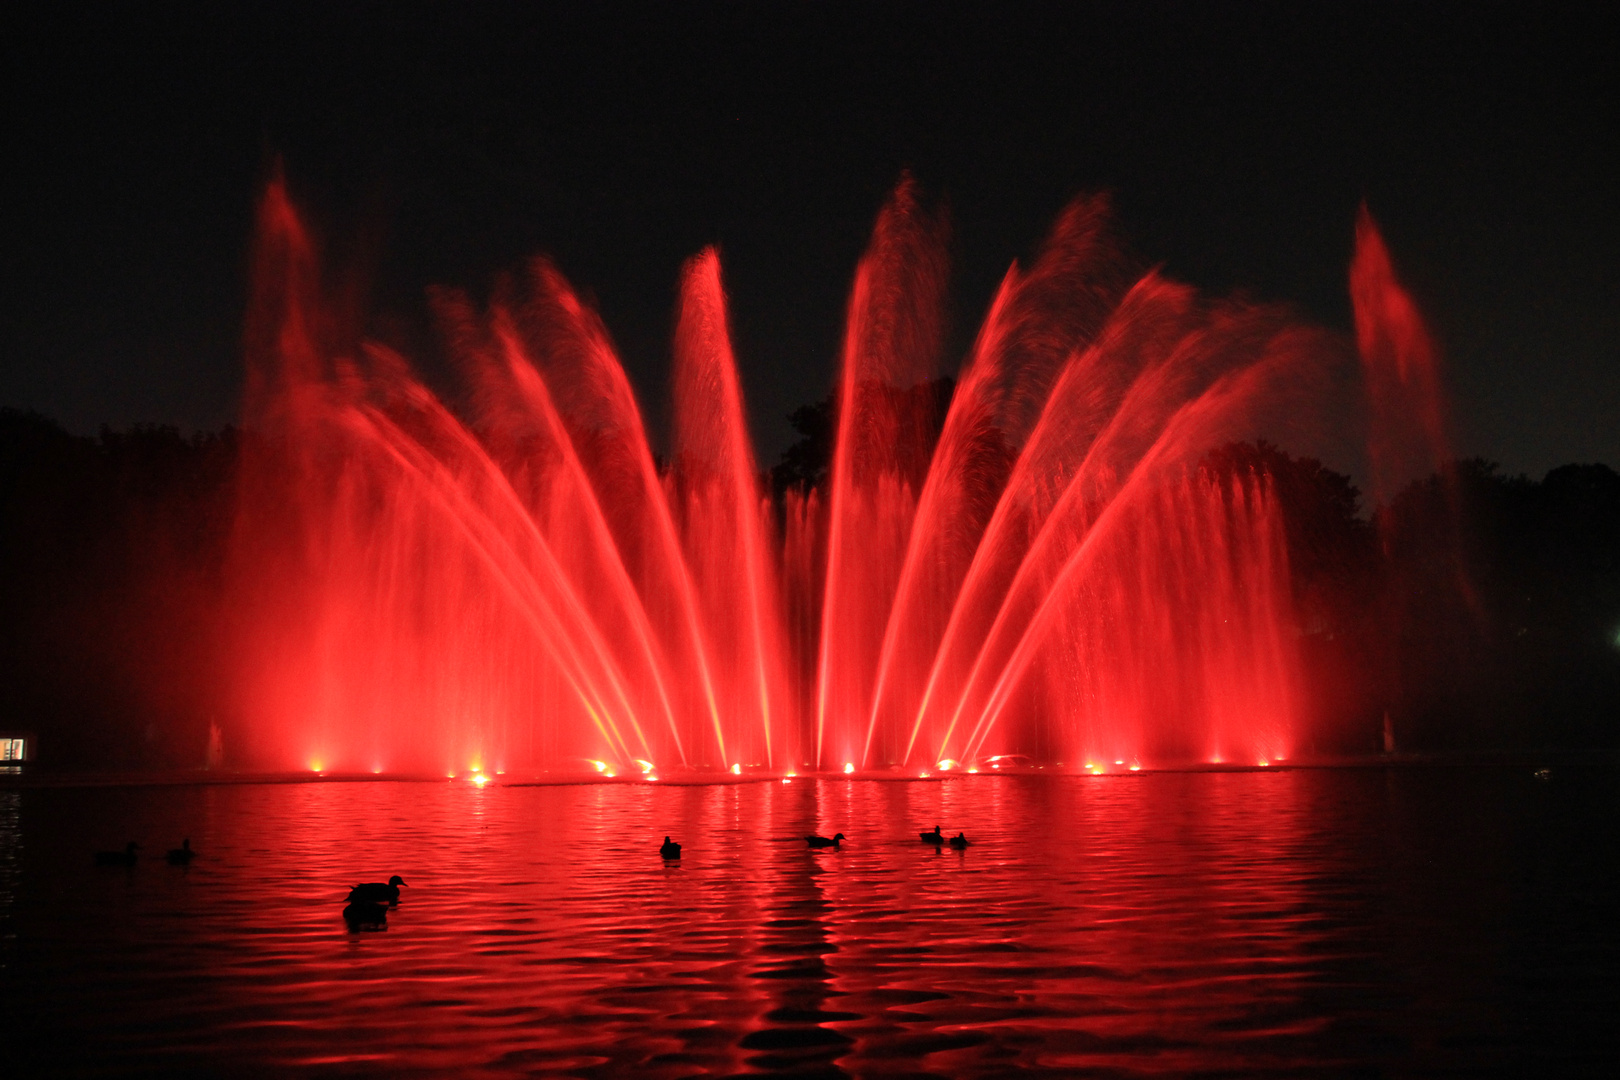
[223,181,1451,777]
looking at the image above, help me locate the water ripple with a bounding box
[2,767,1616,1076]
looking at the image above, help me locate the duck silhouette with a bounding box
[347,875,407,904]
[166,839,196,865]
[94,842,138,866]
[948,832,970,849]
[805,833,844,848]
[920,825,943,844]
[342,899,388,930]
[660,836,681,859]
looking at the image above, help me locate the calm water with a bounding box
[2,766,1616,1077]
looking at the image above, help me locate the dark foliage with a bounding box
[1381,459,1620,751]
[770,378,955,498]
[0,408,238,768]
[1198,441,1385,753]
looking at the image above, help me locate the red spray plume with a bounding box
[1351,205,1453,510]
[220,181,1421,775]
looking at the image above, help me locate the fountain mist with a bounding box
[225,180,1429,776]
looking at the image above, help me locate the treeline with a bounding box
[2,404,1616,767]
[0,409,237,767]
[1195,442,1620,753]
[1378,458,1620,750]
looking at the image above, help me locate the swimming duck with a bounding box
[347,875,407,904]
[166,839,196,865]
[342,900,388,930]
[94,842,138,866]
[660,836,681,858]
[920,825,943,844]
[805,833,845,848]
[948,832,970,849]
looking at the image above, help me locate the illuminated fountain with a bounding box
[224,179,1442,777]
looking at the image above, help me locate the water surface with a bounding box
[3,766,1616,1076]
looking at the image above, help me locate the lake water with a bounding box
[2,765,1616,1077]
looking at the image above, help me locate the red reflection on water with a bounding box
[9,771,1616,1075]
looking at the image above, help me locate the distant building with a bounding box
[1,731,35,763]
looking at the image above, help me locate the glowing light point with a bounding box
[1114,760,1125,765]
[843,762,855,774]
[634,759,655,774]
[919,772,930,778]
[591,760,607,773]
[937,759,957,771]
[309,761,324,773]
[472,773,490,786]
[1129,762,1142,772]
[603,770,616,778]
[646,774,659,782]
[967,767,979,774]
[1258,760,1270,767]
[730,763,742,775]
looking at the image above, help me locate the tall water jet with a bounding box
[1351,207,1477,751]
[671,249,790,769]
[1352,206,1457,530]
[814,177,949,768]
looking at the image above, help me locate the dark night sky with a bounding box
[6,2,1617,477]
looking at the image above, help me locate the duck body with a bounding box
[347,875,407,904]
[94,842,139,866]
[920,826,943,844]
[660,836,681,859]
[805,833,845,849]
[166,839,196,865]
[948,832,970,849]
[342,900,388,930]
